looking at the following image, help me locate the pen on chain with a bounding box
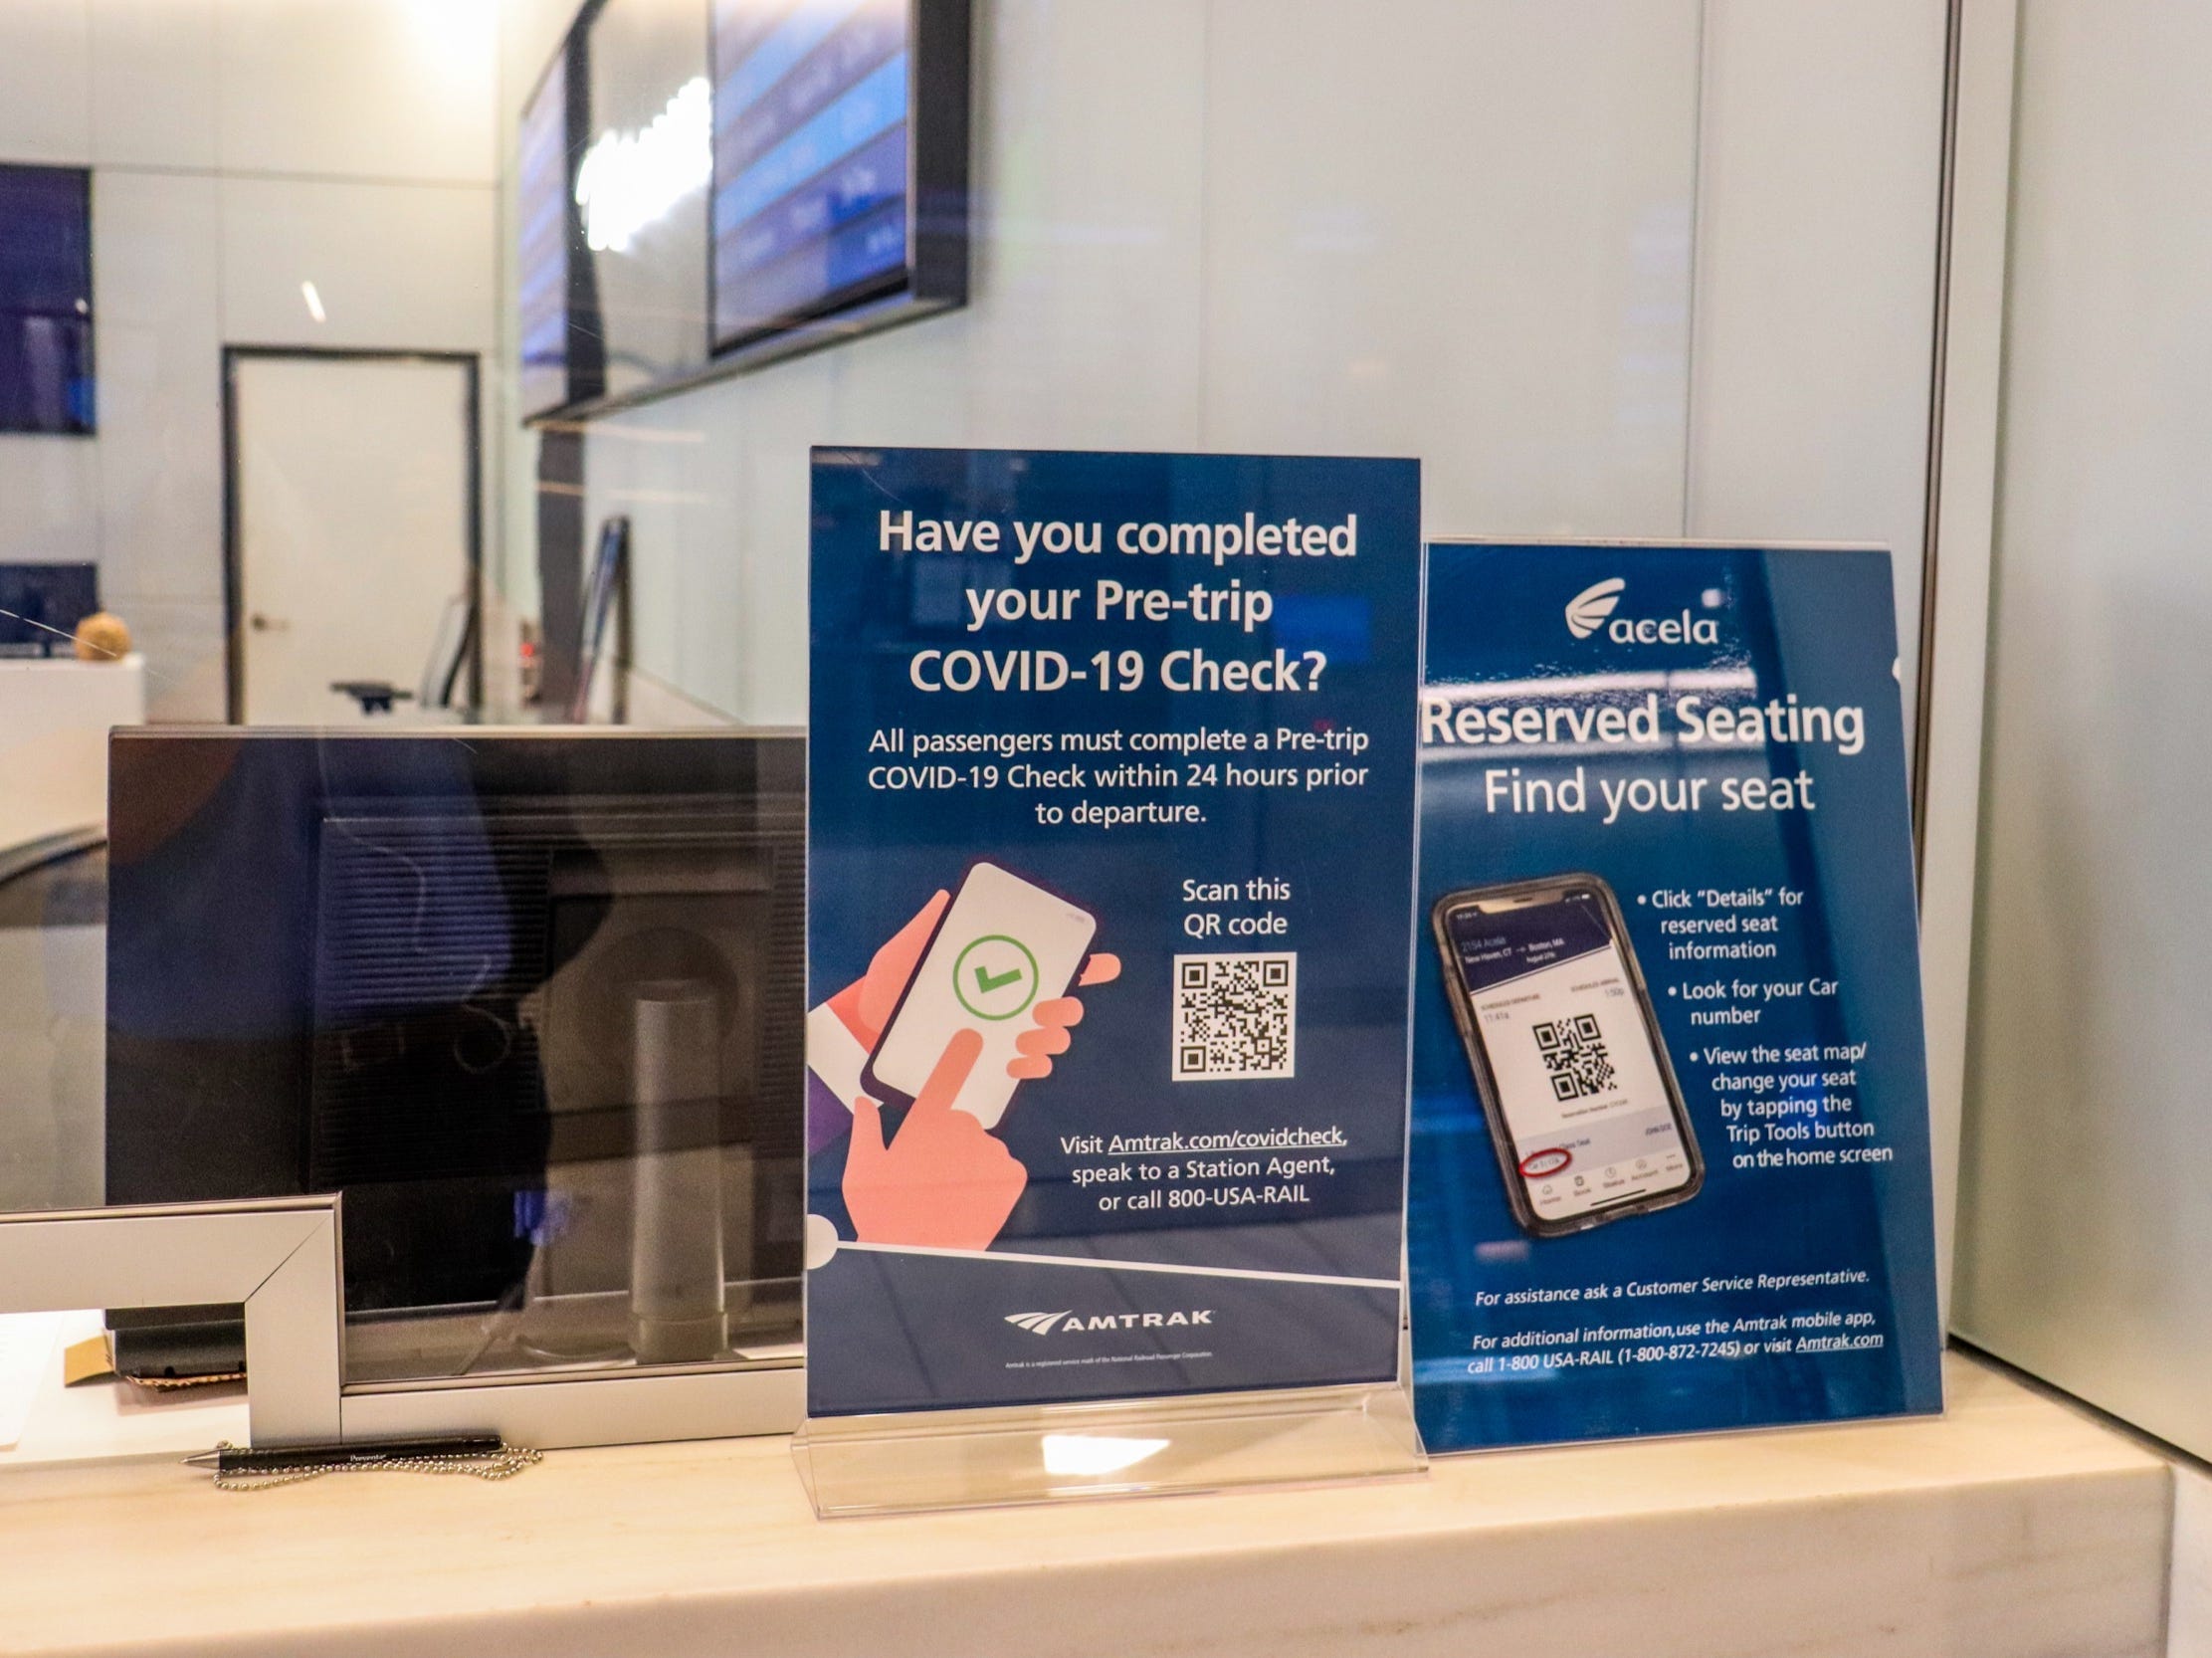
[184,1435,505,1475]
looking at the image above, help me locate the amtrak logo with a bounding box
[1004,1308,1216,1336]
[1564,577,1626,639]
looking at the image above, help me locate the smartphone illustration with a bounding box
[863,860,1098,1129]
[1431,874,1702,1236]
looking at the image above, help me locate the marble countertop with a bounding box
[0,1352,2171,1658]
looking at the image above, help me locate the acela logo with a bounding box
[1564,577,1625,639]
[1004,1309,1216,1336]
[1566,577,1719,645]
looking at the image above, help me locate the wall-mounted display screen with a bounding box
[0,165,95,436]
[579,0,712,405]
[710,0,909,346]
[517,42,583,420]
[515,0,967,422]
[708,0,967,367]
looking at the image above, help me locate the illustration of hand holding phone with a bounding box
[833,862,1119,1250]
[1432,874,1702,1237]
[865,861,1107,1128]
[844,1026,1026,1251]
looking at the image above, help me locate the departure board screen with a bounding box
[709,0,912,350]
[579,0,711,402]
[517,48,575,419]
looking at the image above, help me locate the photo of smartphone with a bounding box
[1431,874,1702,1236]
[863,860,1098,1129]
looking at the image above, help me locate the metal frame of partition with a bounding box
[1911,0,2018,1322]
[0,1196,342,1446]
[0,1192,803,1450]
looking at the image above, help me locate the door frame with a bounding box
[221,345,485,723]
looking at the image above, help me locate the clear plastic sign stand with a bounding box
[792,1230,1428,1516]
[792,1375,1427,1518]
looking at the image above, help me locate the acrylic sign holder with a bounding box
[792,1373,1426,1518]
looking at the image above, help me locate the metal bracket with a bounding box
[0,1195,342,1445]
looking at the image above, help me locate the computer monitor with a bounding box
[104,726,805,1383]
[0,561,98,657]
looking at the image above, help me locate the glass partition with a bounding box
[0,0,1950,1454]
[100,727,803,1388]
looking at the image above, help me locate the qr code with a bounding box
[1172,953,1296,1082]
[1533,1014,1615,1101]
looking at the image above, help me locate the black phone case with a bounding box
[1429,873,1704,1238]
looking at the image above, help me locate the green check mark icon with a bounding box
[952,934,1042,1020]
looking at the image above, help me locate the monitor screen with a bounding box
[709,0,911,348]
[104,728,808,1385]
[517,40,583,419]
[0,561,98,657]
[708,0,968,366]
[517,0,966,418]
[577,0,712,404]
[0,165,94,436]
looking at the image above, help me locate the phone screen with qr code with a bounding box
[1435,877,1701,1235]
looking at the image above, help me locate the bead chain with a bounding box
[203,1441,542,1492]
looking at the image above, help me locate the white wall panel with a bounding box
[2174,1464,2212,1658]
[587,407,714,718]
[92,170,221,605]
[120,593,226,722]
[0,439,98,574]
[0,0,92,164]
[659,415,746,724]
[1955,0,2212,1463]
[89,0,218,169]
[1686,0,1947,738]
[1201,0,1700,539]
[216,0,499,184]
[501,0,579,97]
[218,177,497,351]
[918,0,1207,451]
[713,367,836,724]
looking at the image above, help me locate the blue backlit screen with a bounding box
[710,0,911,350]
[516,48,574,419]
[0,165,95,436]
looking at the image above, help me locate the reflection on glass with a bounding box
[102,728,804,1387]
[0,164,94,436]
